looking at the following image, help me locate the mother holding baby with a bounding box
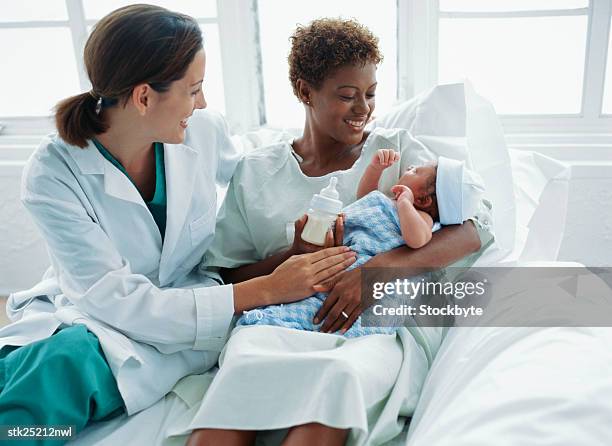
[185,18,492,446]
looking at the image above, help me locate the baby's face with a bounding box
[397,164,437,198]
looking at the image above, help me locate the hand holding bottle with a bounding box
[292,213,345,254]
[301,177,344,247]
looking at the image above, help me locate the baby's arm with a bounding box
[357,149,400,199]
[391,185,433,249]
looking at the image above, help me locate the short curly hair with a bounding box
[288,18,383,99]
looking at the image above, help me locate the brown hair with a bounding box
[55,4,203,147]
[288,18,382,98]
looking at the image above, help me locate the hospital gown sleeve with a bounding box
[183,110,242,188]
[21,160,233,354]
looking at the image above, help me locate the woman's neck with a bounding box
[294,123,367,169]
[95,108,154,170]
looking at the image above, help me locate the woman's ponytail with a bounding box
[54,92,108,148]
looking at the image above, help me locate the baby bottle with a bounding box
[301,176,343,246]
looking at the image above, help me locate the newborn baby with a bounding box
[237,150,485,337]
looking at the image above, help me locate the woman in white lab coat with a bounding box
[0,5,354,440]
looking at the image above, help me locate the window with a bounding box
[0,1,78,118]
[438,15,588,114]
[256,0,397,129]
[400,0,612,133]
[2,1,610,137]
[0,0,224,134]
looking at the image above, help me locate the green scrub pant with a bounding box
[0,325,125,445]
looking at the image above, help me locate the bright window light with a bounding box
[602,17,612,115]
[438,16,588,114]
[199,24,225,114]
[258,0,397,129]
[1,1,67,22]
[439,0,588,12]
[0,28,80,116]
[83,0,216,19]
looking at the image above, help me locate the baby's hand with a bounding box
[371,149,400,170]
[391,184,414,204]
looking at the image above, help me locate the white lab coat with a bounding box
[0,109,241,414]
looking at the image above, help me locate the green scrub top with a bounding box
[93,139,167,240]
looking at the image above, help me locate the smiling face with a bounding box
[147,49,207,143]
[303,63,377,146]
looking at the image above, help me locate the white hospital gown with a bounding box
[180,128,493,445]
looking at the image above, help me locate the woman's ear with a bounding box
[131,83,151,116]
[296,79,312,105]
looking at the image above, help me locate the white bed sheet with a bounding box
[405,325,612,445]
[69,258,612,446]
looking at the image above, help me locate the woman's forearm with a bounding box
[367,220,481,270]
[221,248,294,284]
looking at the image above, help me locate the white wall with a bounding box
[0,158,50,295]
[0,141,610,295]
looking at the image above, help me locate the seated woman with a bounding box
[186,18,493,446]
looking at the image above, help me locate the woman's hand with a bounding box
[314,267,368,334]
[268,246,356,304]
[291,213,345,254]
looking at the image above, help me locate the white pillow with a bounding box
[509,150,570,262]
[371,82,516,257]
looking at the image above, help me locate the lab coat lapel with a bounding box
[103,163,148,207]
[67,139,148,208]
[160,143,198,275]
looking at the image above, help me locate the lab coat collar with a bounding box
[66,139,149,208]
[65,139,106,175]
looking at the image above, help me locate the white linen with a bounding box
[1,109,241,414]
[509,150,571,263]
[407,323,612,444]
[405,261,612,445]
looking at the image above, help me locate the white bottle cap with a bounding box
[310,176,343,215]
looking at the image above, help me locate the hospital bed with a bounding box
[71,83,612,445]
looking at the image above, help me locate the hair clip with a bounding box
[89,90,102,115]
